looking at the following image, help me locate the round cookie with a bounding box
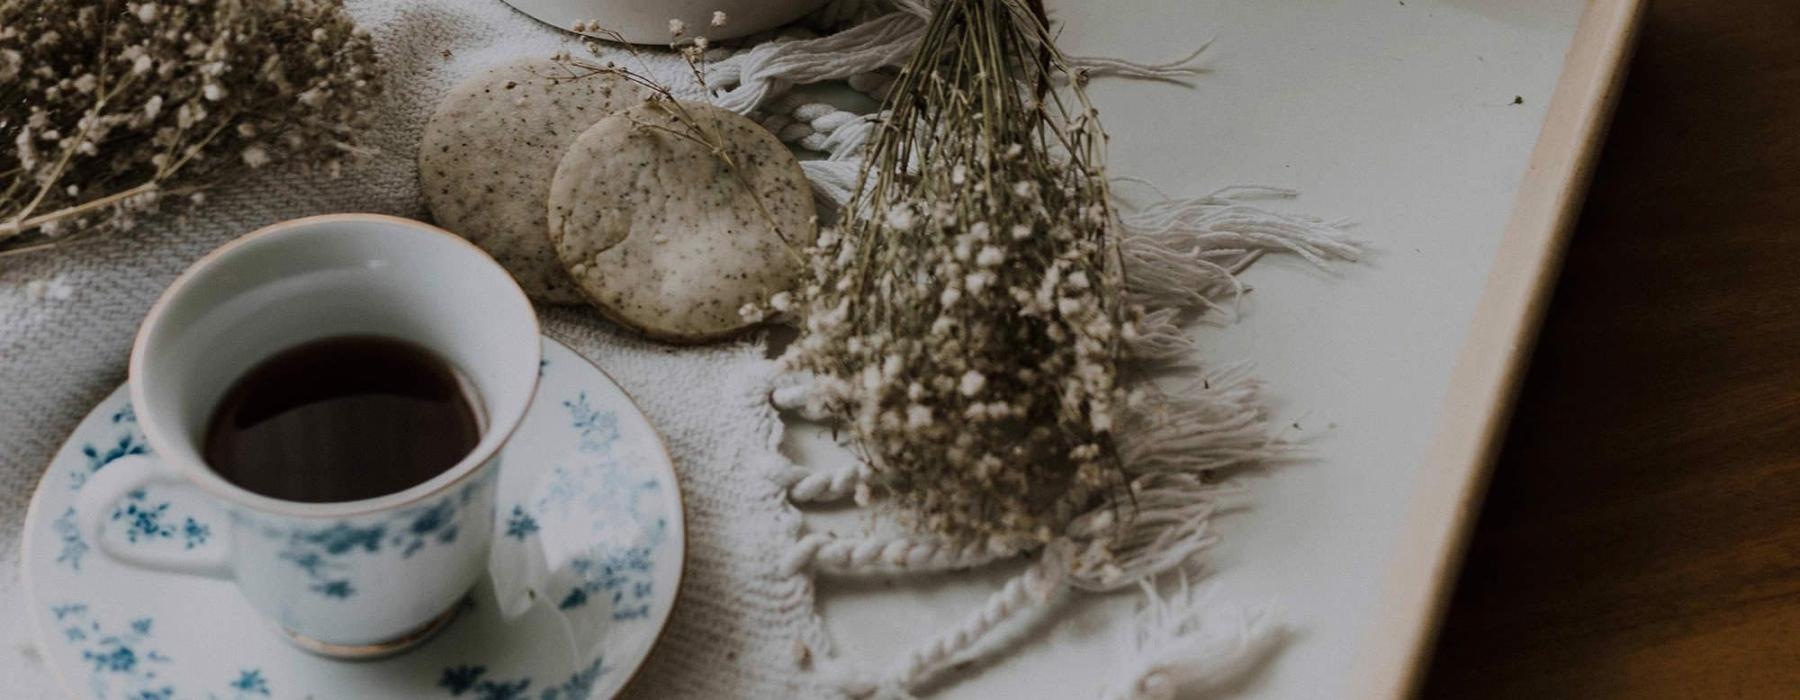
[419,58,645,303]
[549,100,816,343]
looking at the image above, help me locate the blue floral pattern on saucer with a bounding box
[22,338,684,700]
[486,385,675,661]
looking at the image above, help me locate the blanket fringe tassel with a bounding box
[1100,580,1286,700]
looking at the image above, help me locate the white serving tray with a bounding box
[799,1,1644,697]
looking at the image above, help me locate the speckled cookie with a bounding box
[548,100,816,343]
[419,58,646,303]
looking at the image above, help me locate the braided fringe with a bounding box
[782,532,1019,576]
[839,544,1072,697]
[778,460,871,503]
[772,379,834,420]
[757,94,878,212]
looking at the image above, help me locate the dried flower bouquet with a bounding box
[0,0,383,257]
[780,0,1127,545]
[774,0,1361,571]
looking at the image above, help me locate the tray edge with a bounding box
[1349,1,1650,697]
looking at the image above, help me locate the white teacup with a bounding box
[75,214,541,657]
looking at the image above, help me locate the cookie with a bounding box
[419,58,645,303]
[548,100,816,342]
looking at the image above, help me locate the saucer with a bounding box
[20,337,685,700]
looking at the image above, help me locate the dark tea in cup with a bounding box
[202,335,482,503]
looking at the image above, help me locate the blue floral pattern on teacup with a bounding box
[110,490,211,550]
[60,402,220,569]
[256,472,494,601]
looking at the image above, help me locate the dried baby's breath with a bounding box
[0,0,383,257]
[781,0,1130,543]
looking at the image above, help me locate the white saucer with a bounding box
[21,337,685,700]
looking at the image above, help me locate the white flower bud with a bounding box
[884,205,917,231]
[976,246,1005,268]
[959,371,987,397]
[906,405,932,430]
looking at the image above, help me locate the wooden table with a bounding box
[1419,1,1800,697]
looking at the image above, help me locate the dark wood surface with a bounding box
[1419,2,1800,697]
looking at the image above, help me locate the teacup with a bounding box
[75,214,541,658]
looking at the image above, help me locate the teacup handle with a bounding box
[76,454,233,579]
